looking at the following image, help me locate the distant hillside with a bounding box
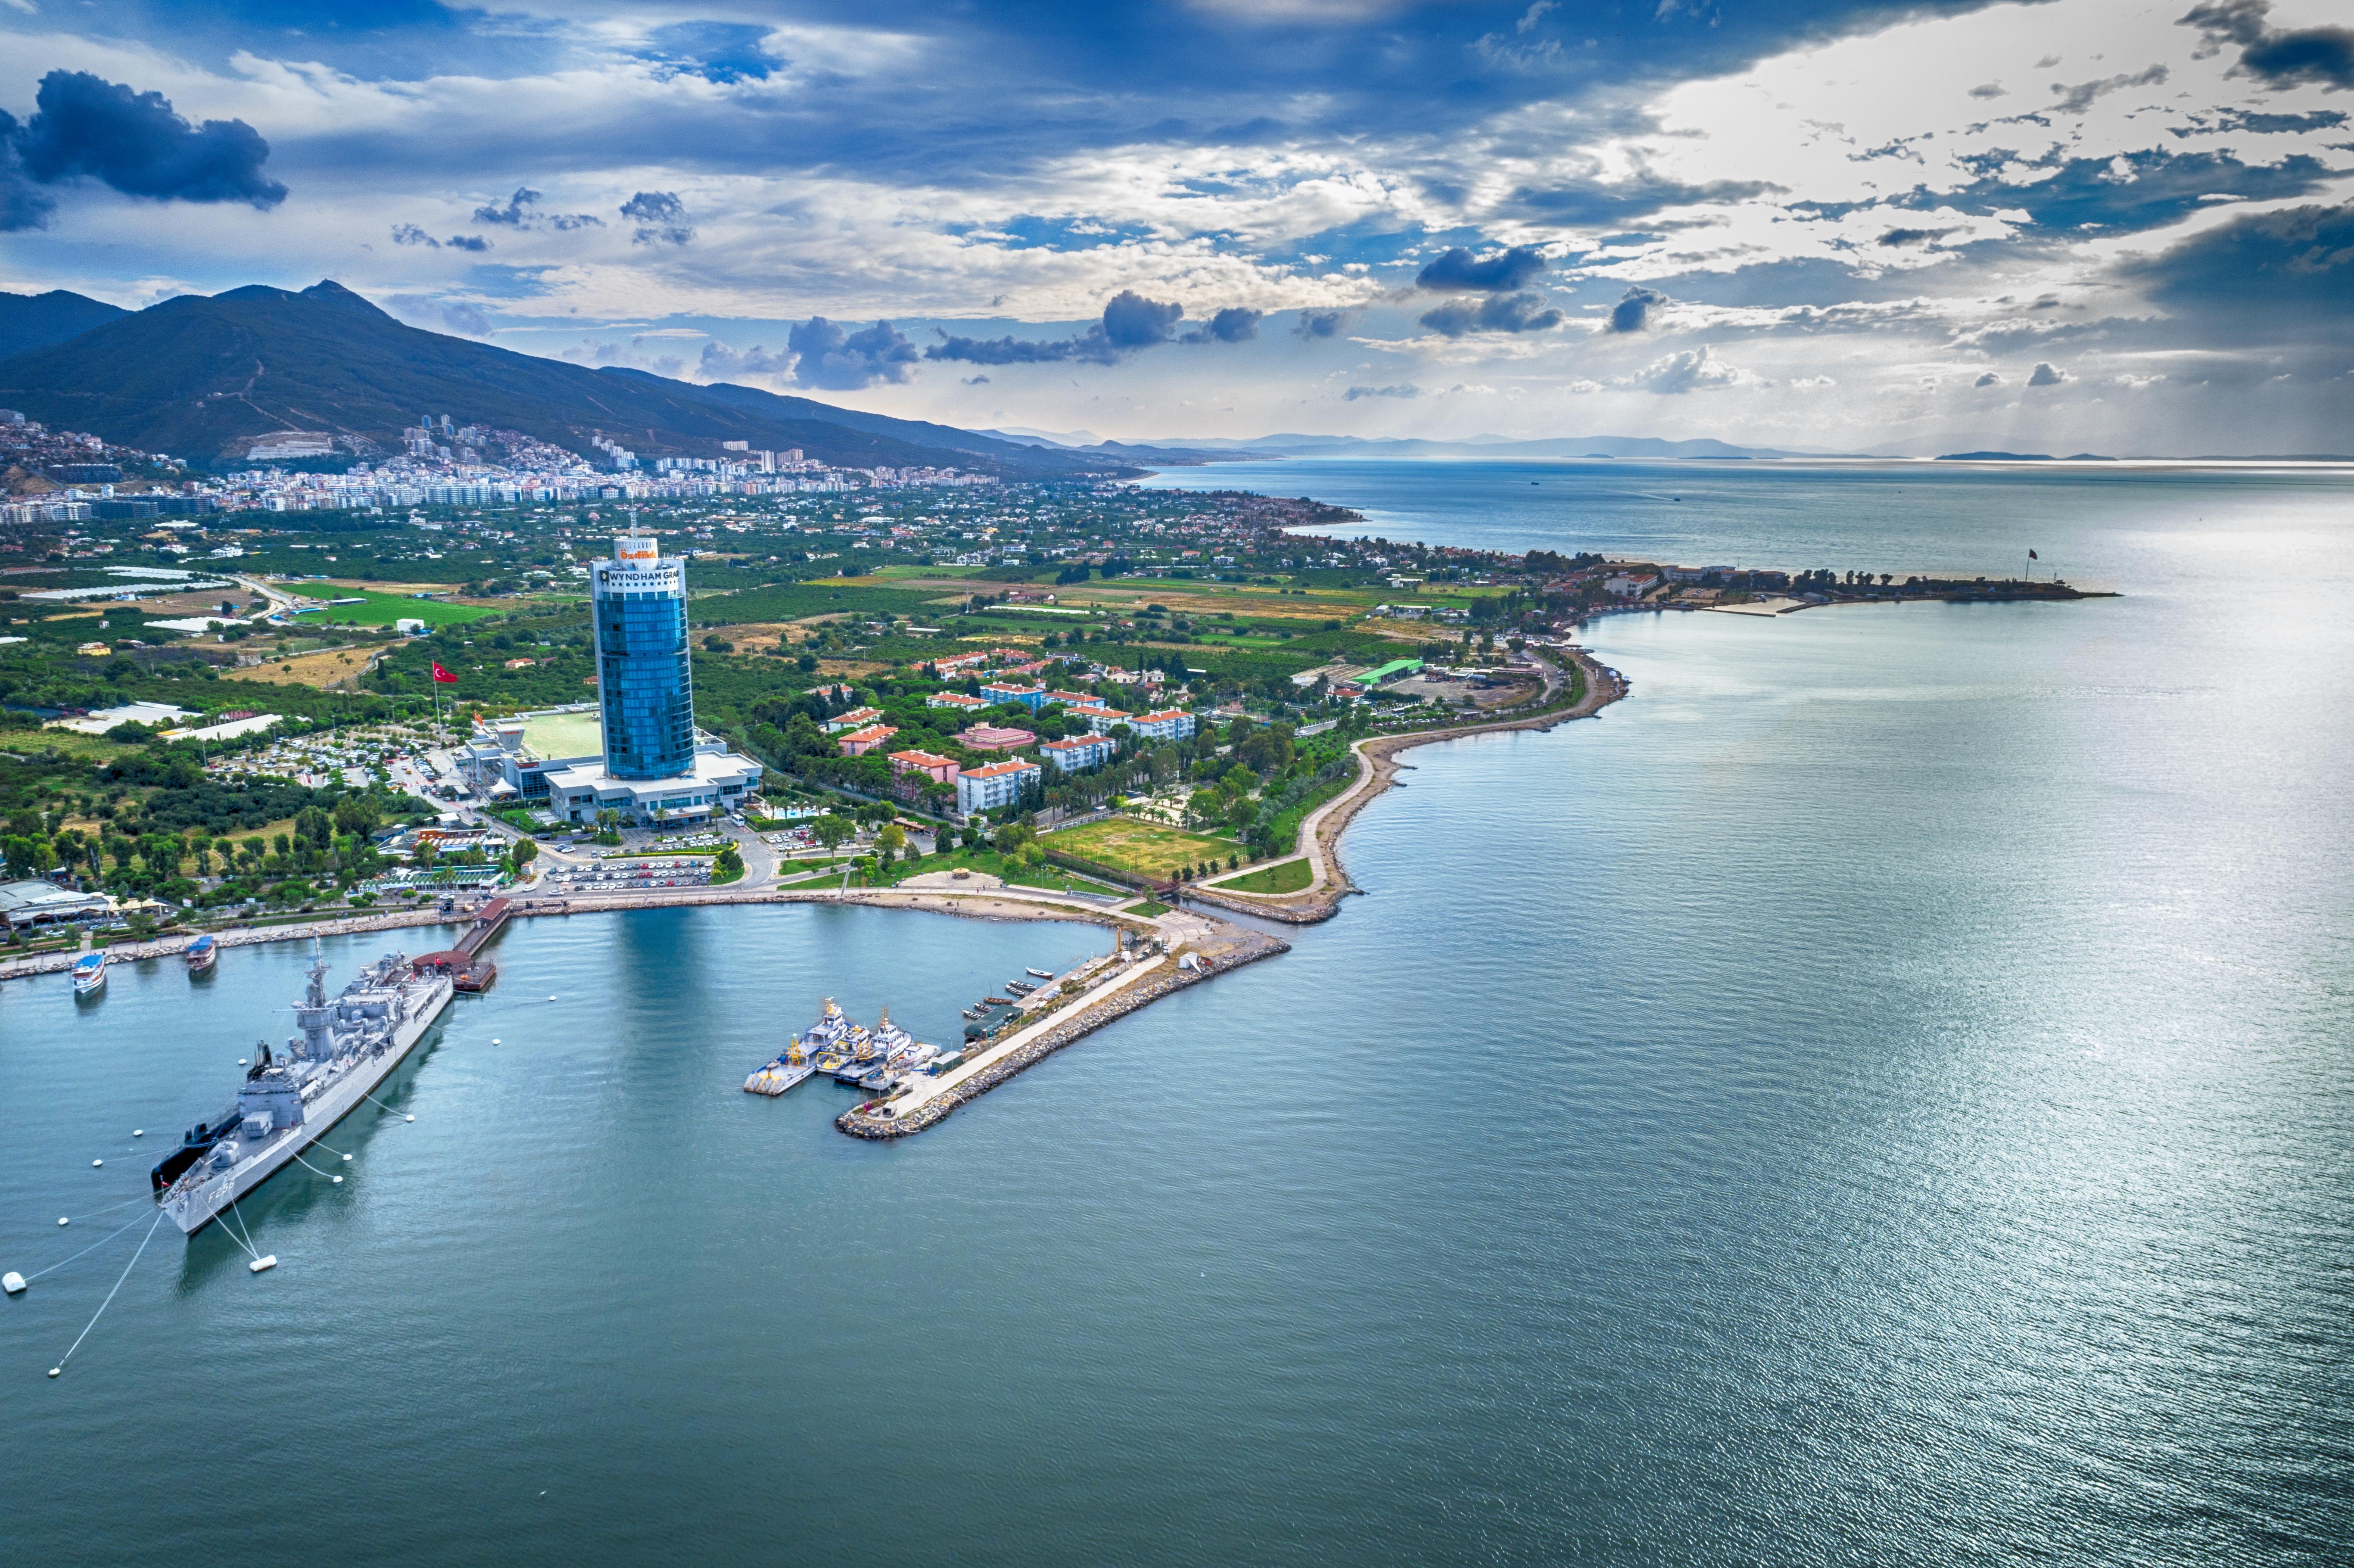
[1133,432,1848,460]
[0,281,1120,477]
[0,289,129,361]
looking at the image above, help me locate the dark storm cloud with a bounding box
[1182,306,1262,343]
[1293,309,1349,339]
[1414,245,1546,292]
[928,291,1188,365]
[785,317,920,389]
[2180,1,2354,91]
[1607,286,1661,333]
[621,190,692,245]
[1420,291,1563,337]
[0,70,283,225]
[0,114,51,231]
[2120,199,2354,339]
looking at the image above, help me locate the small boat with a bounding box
[856,1067,897,1093]
[982,996,1015,1007]
[1025,968,1053,980]
[1006,980,1035,995]
[962,1007,982,1020]
[184,933,218,977]
[71,951,106,998]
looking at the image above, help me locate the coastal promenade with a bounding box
[1181,644,1627,924]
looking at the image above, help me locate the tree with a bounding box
[877,823,907,854]
[712,843,744,881]
[509,838,539,871]
[811,813,854,852]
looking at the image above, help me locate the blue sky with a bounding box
[1,0,2349,453]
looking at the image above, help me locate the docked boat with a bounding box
[744,1034,816,1096]
[1026,968,1053,980]
[1006,980,1036,996]
[856,1066,898,1093]
[184,933,218,977]
[156,946,455,1237]
[70,951,106,999]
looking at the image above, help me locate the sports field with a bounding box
[1049,817,1243,879]
[294,588,496,627]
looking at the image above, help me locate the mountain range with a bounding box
[0,282,1120,479]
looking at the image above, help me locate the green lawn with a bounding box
[295,588,496,628]
[1208,857,1313,895]
[1048,816,1244,879]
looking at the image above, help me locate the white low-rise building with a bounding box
[956,758,1042,817]
[1040,734,1115,773]
[1087,707,1195,742]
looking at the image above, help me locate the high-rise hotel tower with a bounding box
[590,533,695,778]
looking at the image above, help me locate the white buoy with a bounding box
[491,1037,501,1045]
[57,1217,68,1227]
[249,1255,277,1273]
[404,1114,414,1123]
[237,1058,247,1066]
[341,1153,352,1162]
[91,1159,103,1168]
[331,1175,343,1185]
[3,1271,25,1295]
[48,1366,60,1377]
[549,995,557,1001]
[132,1129,143,1138]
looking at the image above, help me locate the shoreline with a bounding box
[1178,644,1628,924]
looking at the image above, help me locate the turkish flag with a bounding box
[431,661,458,684]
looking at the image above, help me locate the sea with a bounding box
[5,459,2350,1566]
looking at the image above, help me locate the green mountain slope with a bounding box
[0,289,130,362]
[0,280,1116,476]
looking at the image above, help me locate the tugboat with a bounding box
[70,950,106,999]
[184,933,218,977]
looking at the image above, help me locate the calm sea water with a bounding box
[6,462,2351,1565]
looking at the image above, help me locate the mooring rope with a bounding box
[22,1207,154,1284]
[50,1208,166,1378]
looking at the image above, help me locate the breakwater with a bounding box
[837,924,1290,1139]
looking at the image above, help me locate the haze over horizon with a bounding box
[1,0,2348,456]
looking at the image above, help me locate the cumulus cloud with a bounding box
[1415,245,1548,292]
[2180,1,2354,91]
[2049,65,2170,114]
[1616,346,1751,393]
[1293,308,1350,339]
[785,317,920,389]
[697,339,794,380]
[1607,286,1661,333]
[391,224,488,251]
[1183,306,1262,343]
[1102,289,1184,348]
[962,374,990,385]
[439,302,492,336]
[0,70,283,230]
[1789,375,1836,389]
[1420,292,1563,337]
[473,186,601,231]
[928,290,1191,365]
[1976,371,2004,386]
[2027,361,2072,386]
[1878,227,1959,248]
[621,190,692,245]
[1969,81,2008,99]
[1343,383,1420,400]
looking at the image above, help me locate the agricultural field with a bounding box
[1048,816,1245,879]
[232,646,386,689]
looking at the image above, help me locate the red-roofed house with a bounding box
[888,749,960,784]
[955,724,1037,753]
[838,723,898,756]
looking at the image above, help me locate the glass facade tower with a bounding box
[589,535,695,779]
